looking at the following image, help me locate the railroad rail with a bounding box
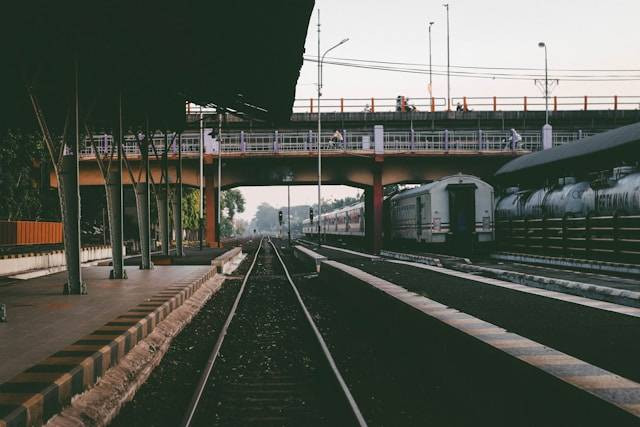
[181,237,366,426]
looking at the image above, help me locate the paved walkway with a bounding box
[0,265,210,383]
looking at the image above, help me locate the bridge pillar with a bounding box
[205,173,220,248]
[365,164,384,254]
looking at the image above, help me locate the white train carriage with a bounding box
[390,174,494,247]
[303,202,365,237]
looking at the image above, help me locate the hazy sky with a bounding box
[237,0,640,221]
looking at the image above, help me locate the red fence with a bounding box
[286,95,640,114]
[0,221,63,245]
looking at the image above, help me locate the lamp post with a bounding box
[317,9,349,246]
[428,21,435,102]
[538,42,549,125]
[443,4,451,111]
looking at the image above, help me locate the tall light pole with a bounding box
[317,8,349,245]
[428,21,435,101]
[538,42,549,125]
[443,4,451,111]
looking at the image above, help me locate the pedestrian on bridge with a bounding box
[330,129,344,148]
[507,128,522,150]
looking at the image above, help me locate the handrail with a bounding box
[272,95,640,114]
[77,128,598,158]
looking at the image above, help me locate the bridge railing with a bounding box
[285,95,640,114]
[77,129,597,158]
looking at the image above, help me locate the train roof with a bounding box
[391,174,493,201]
[320,202,365,217]
[495,122,640,185]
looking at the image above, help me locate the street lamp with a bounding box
[428,21,435,107]
[317,9,349,246]
[538,42,549,125]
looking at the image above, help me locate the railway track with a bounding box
[181,237,366,426]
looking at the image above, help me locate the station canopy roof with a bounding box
[495,122,640,185]
[0,1,315,133]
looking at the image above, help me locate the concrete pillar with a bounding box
[542,124,553,150]
[205,173,219,248]
[173,185,183,257]
[365,165,384,254]
[60,155,85,294]
[374,125,384,154]
[107,170,126,279]
[444,129,449,151]
[134,183,153,269]
[157,191,169,255]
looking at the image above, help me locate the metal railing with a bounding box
[452,95,640,113]
[275,95,640,114]
[77,129,597,158]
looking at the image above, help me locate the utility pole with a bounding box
[444,3,451,111]
[538,42,549,125]
[316,8,349,248]
[428,21,435,103]
[317,9,322,247]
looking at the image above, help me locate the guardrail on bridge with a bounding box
[78,128,596,158]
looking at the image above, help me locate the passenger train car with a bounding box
[303,174,495,252]
[495,166,640,262]
[302,203,365,237]
[390,174,495,250]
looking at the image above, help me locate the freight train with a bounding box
[495,166,640,262]
[302,174,495,252]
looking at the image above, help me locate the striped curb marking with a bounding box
[0,269,216,427]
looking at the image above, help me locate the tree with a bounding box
[220,189,246,237]
[181,188,200,231]
[0,131,59,221]
[251,202,278,232]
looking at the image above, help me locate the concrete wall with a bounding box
[0,246,119,276]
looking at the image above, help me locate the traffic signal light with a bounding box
[278,210,283,225]
[309,208,314,224]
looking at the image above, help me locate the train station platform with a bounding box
[0,245,240,426]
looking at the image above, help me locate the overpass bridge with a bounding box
[191,95,640,132]
[68,126,603,251]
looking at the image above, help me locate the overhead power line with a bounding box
[320,55,640,73]
[303,57,640,82]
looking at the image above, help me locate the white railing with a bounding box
[77,129,598,158]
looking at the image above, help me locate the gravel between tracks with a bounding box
[110,241,259,427]
[188,241,355,426]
